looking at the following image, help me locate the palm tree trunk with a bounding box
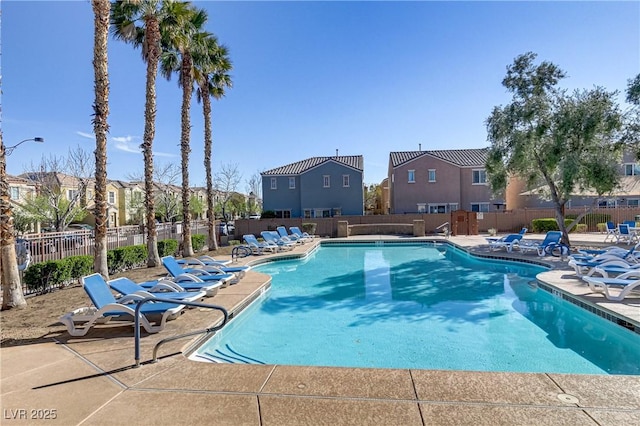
[180,52,194,257]
[91,0,110,278]
[201,79,218,250]
[1,138,27,310]
[143,16,161,267]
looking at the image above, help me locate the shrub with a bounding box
[68,255,93,279]
[229,239,241,246]
[108,245,146,274]
[575,224,588,233]
[191,234,206,251]
[596,223,607,233]
[23,260,71,292]
[157,239,178,257]
[302,222,317,235]
[531,218,574,233]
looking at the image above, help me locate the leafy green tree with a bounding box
[11,207,37,235]
[189,194,204,219]
[364,184,382,214]
[624,74,640,159]
[21,148,93,232]
[228,192,247,219]
[486,52,625,246]
[20,194,87,230]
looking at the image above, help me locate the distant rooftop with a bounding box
[390,148,489,168]
[261,155,364,176]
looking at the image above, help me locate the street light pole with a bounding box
[1,136,44,310]
[5,137,45,156]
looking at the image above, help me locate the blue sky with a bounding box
[3,1,639,192]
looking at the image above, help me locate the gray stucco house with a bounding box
[261,156,364,218]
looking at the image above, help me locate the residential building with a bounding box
[261,155,364,218]
[112,180,145,225]
[7,174,37,206]
[506,150,640,209]
[388,148,498,214]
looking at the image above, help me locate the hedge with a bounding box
[107,245,147,274]
[191,234,206,251]
[23,255,93,292]
[158,239,178,257]
[531,218,576,233]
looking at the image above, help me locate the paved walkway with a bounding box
[1,233,639,425]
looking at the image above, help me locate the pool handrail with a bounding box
[134,297,228,367]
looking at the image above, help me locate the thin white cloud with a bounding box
[76,131,95,139]
[112,135,141,154]
[154,151,177,158]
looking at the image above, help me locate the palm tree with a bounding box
[159,3,208,257]
[194,35,232,251]
[92,0,111,278]
[111,0,168,267]
[0,134,28,310]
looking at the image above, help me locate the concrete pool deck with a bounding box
[1,234,639,425]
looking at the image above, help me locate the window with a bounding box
[628,199,639,207]
[417,203,426,213]
[470,203,490,212]
[108,191,115,204]
[304,209,312,219]
[288,177,295,189]
[408,170,415,183]
[67,189,78,200]
[10,187,19,200]
[624,163,640,176]
[270,177,277,190]
[428,204,447,214]
[427,203,456,213]
[428,169,436,182]
[342,175,350,187]
[472,169,487,184]
[274,210,291,218]
[323,175,330,188]
[333,208,342,216]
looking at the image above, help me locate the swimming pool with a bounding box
[194,243,640,375]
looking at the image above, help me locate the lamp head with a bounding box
[34,137,44,143]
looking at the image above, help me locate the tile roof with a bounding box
[390,148,489,168]
[261,156,364,176]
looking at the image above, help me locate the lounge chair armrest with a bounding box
[173,273,205,283]
[617,270,640,280]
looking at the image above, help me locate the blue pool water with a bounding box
[195,243,640,375]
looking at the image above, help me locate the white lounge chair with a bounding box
[243,234,279,253]
[60,274,185,337]
[162,256,237,286]
[108,277,206,303]
[261,231,296,250]
[276,226,305,244]
[486,234,522,253]
[177,256,250,279]
[582,271,640,301]
[290,226,314,241]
